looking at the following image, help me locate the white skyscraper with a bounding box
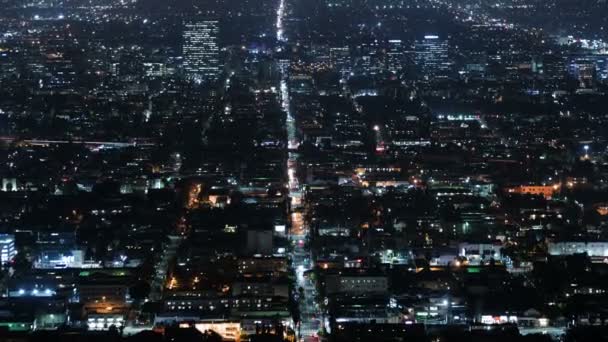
[330,47,351,79]
[415,35,451,80]
[183,20,220,83]
[0,234,16,265]
[386,39,404,74]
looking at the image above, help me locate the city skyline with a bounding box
[0,0,607,342]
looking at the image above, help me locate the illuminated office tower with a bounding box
[597,56,608,81]
[386,39,404,74]
[0,234,16,265]
[543,56,565,81]
[568,57,596,88]
[415,35,451,80]
[330,47,352,79]
[183,20,220,83]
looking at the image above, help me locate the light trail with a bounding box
[281,80,299,151]
[276,0,287,42]
[275,1,322,339]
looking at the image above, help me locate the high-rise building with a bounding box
[183,20,220,83]
[541,55,565,82]
[568,56,597,88]
[595,55,608,81]
[0,234,16,265]
[386,39,404,75]
[355,41,384,76]
[330,47,352,79]
[143,62,169,78]
[415,35,451,80]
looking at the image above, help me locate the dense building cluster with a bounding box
[0,0,607,341]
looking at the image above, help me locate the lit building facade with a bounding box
[386,39,404,74]
[0,234,16,265]
[415,35,451,80]
[183,20,220,83]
